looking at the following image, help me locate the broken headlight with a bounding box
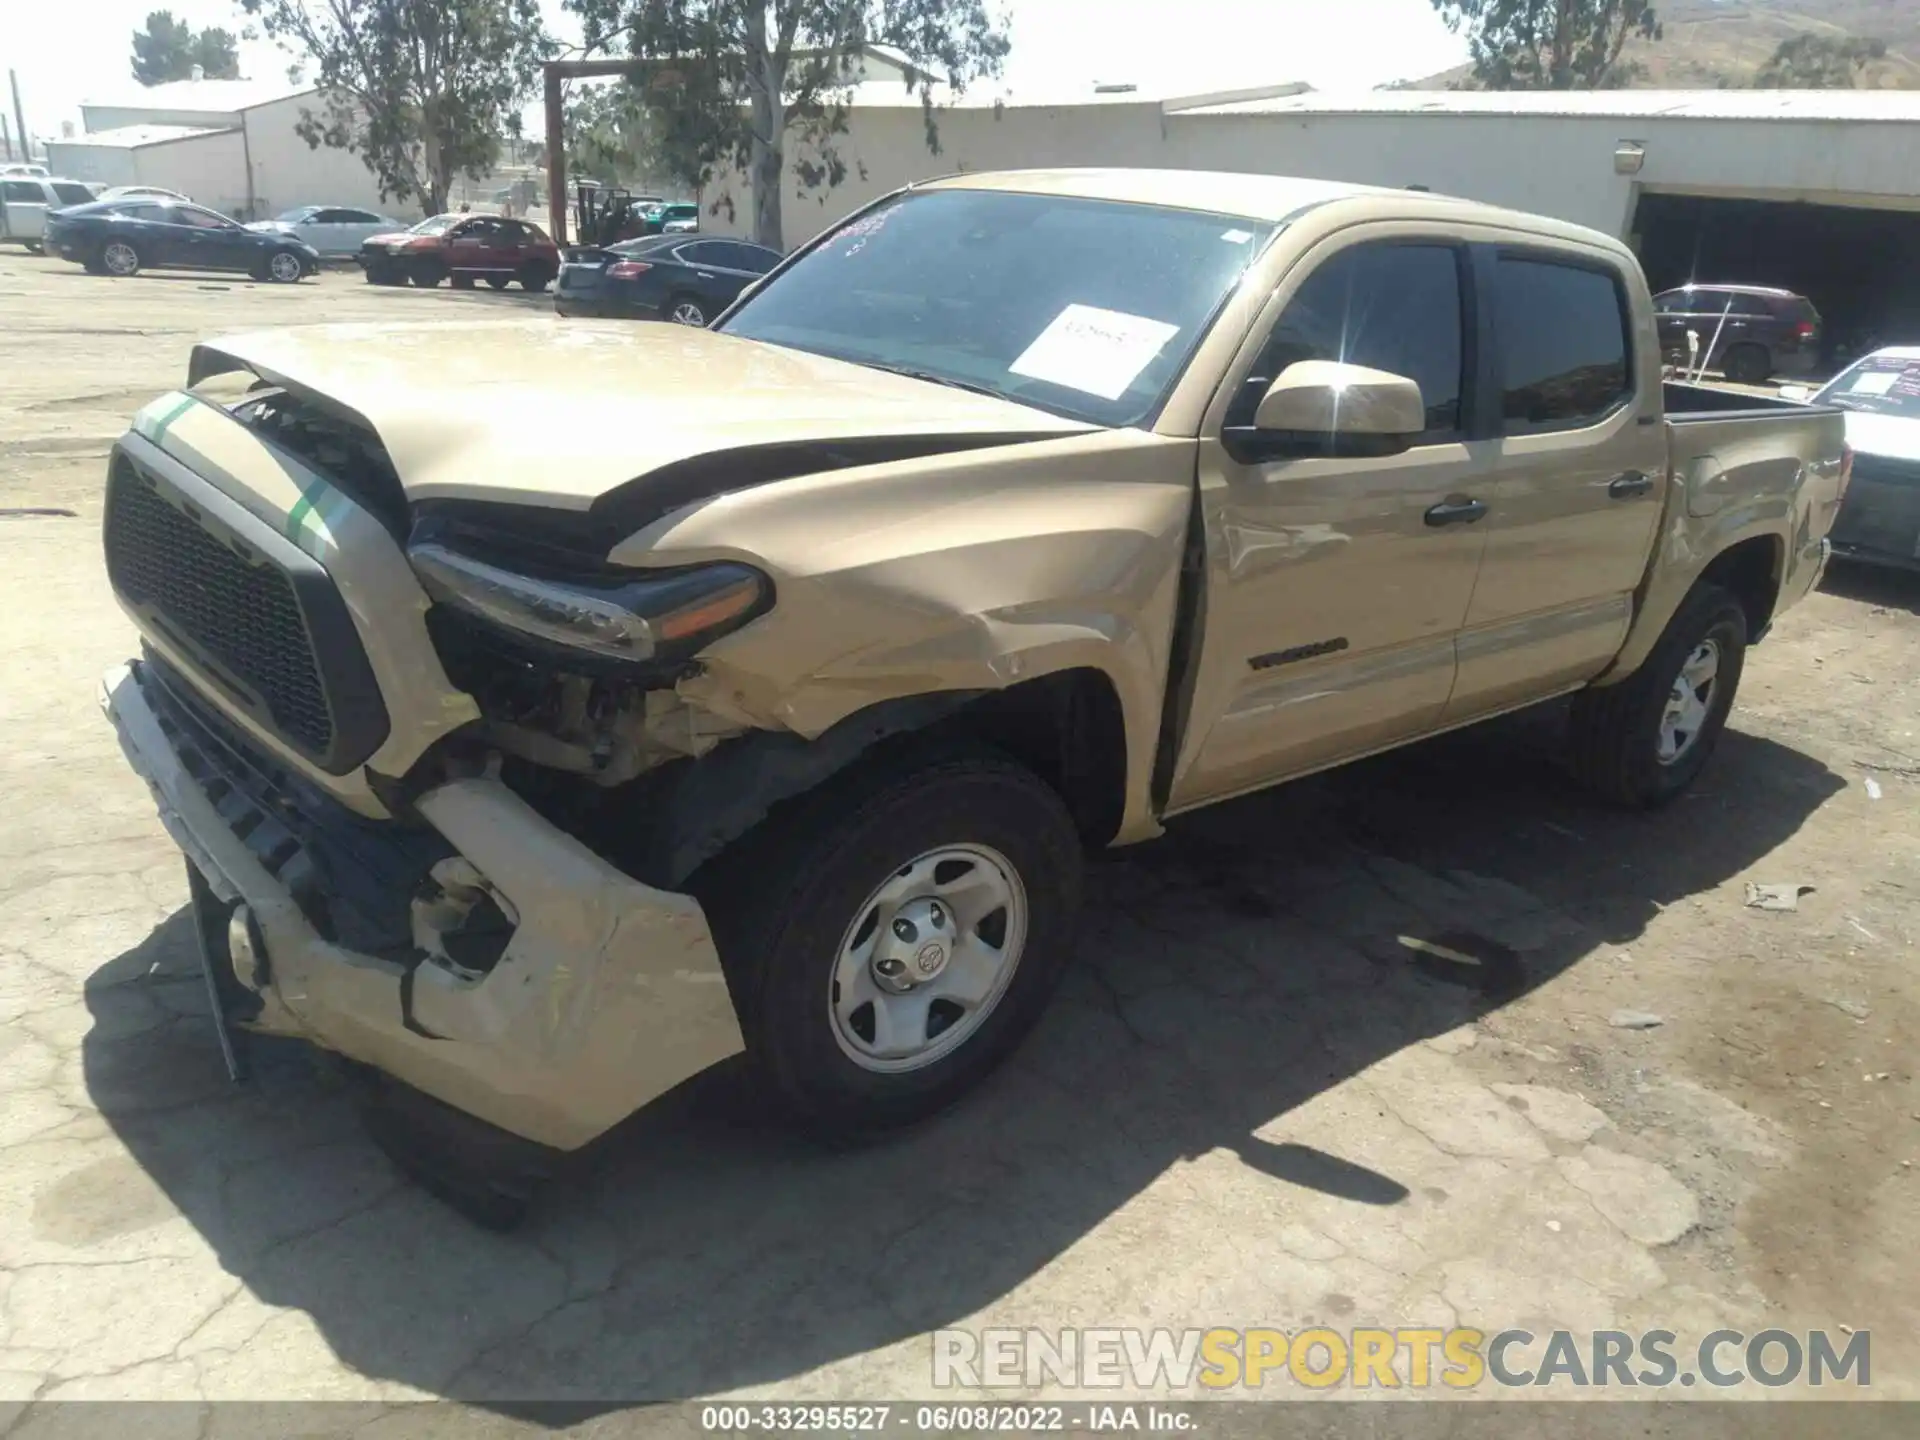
[408,542,768,664]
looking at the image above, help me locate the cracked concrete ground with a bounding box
[1,252,1917,1425]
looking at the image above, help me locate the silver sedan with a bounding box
[247,205,407,258]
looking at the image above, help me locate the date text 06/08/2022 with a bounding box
[698,1404,1198,1433]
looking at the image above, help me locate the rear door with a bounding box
[2,179,49,239]
[696,240,776,306]
[1445,246,1667,720]
[1167,232,1492,811]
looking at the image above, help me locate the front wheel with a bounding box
[1567,582,1749,808]
[264,250,305,283]
[698,748,1083,1137]
[485,275,510,290]
[409,261,445,288]
[517,263,552,293]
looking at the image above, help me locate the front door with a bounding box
[1166,235,1493,812]
[1445,247,1667,720]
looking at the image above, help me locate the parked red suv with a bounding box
[358,213,561,292]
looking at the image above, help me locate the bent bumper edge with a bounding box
[102,662,745,1150]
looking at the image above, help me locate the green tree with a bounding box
[1430,1,1661,89]
[130,10,242,84]
[240,0,551,216]
[563,0,1011,249]
[1753,33,1888,89]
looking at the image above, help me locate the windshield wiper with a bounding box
[859,362,1007,400]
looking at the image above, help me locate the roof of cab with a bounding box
[914,168,1625,251]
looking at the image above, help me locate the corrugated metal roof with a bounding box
[49,124,232,149]
[79,77,314,116]
[1183,89,1920,122]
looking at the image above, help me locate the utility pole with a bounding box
[9,71,29,165]
[1,112,13,162]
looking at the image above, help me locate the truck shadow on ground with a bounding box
[78,709,1842,1407]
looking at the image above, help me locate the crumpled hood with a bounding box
[187,319,1094,513]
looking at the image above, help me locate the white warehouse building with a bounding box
[47,77,414,223]
[707,83,1920,362]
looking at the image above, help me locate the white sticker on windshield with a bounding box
[1850,371,1899,396]
[1009,304,1182,401]
[1221,229,1254,244]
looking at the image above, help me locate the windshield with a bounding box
[720,188,1276,427]
[1817,354,1920,419]
[412,215,456,235]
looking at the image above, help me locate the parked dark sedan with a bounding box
[43,199,319,281]
[553,235,781,324]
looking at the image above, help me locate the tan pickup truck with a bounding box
[99,169,1848,1215]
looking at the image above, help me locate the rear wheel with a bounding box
[1724,344,1771,385]
[450,272,476,289]
[101,240,142,277]
[697,746,1083,1137]
[667,294,708,326]
[1567,582,1749,808]
[517,263,552,293]
[485,275,510,290]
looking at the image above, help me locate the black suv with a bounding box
[1654,285,1822,385]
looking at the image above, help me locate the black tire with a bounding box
[24,240,43,255]
[1567,582,1748,808]
[451,272,476,289]
[409,260,445,288]
[83,258,108,275]
[1724,344,1771,385]
[261,249,306,284]
[696,745,1084,1137]
[485,275,510,290]
[363,262,397,285]
[100,239,142,278]
[666,293,708,326]
[517,263,552,293]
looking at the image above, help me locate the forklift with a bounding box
[572,183,666,247]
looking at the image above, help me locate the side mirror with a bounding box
[1254,360,1427,439]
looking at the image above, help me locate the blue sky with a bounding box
[4,0,1468,140]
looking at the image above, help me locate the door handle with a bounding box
[696,271,715,278]
[1608,471,1654,499]
[1424,496,1488,527]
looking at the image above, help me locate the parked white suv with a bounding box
[0,175,102,251]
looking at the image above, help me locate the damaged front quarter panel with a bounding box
[611,427,1199,846]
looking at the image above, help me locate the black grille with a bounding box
[105,461,334,755]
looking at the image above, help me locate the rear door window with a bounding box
[1491,255,1632,433]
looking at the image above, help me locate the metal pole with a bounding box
[544,66,568,246]
[1,112,12,162]
[9,71,30,166]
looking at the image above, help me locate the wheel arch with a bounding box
[645,665,1132,888]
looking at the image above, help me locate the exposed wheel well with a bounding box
[1700,536,1784,639]
[929,668,1128,848]
[628,669,1131,888]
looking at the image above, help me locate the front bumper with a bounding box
[103,660,745,1151]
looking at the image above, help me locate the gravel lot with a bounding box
[1,250,1917,1426]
